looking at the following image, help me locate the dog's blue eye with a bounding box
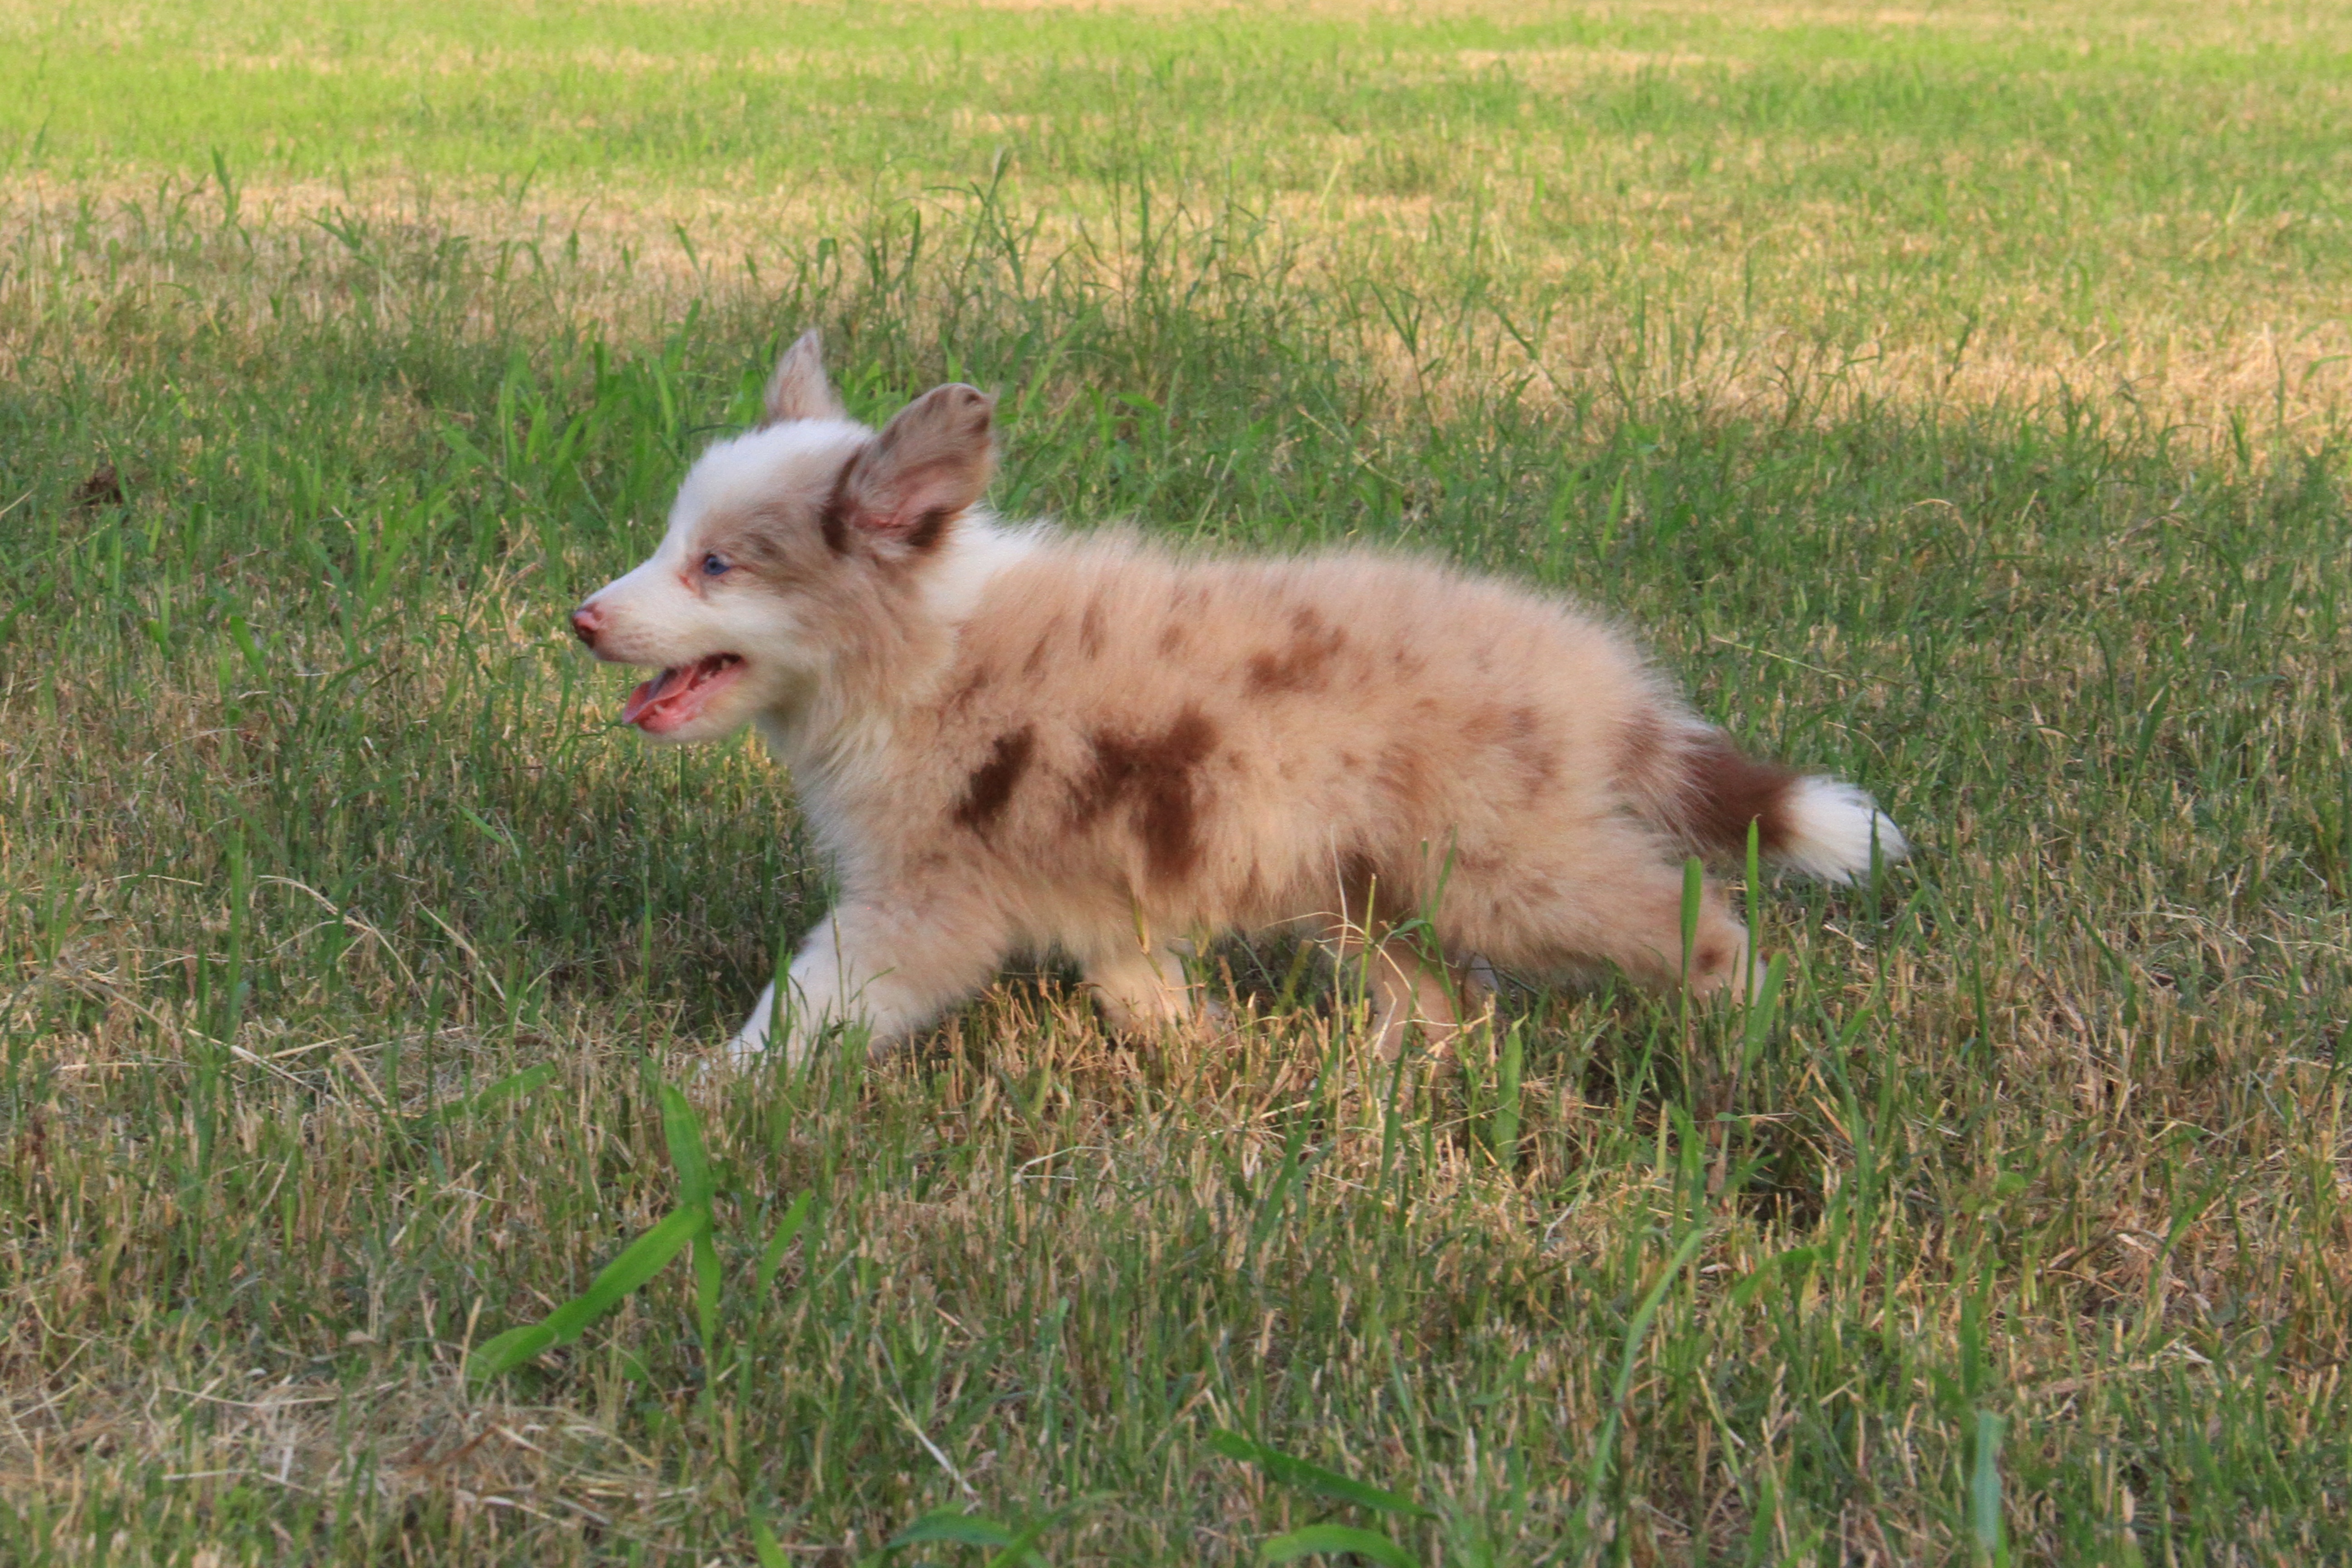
[702,553,729,577]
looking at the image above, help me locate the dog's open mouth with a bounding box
[621,653,747,733]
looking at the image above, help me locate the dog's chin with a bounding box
[621,653,755,741]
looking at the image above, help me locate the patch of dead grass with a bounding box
[10,162,2349,454]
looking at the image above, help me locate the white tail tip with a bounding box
[1776,776,1908,884]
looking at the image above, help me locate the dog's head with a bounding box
[570,330,998,742]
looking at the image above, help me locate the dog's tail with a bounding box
[1618,712,1907,884]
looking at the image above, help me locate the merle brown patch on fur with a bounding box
[1681,730,1798,854]
[906,506,955,553]
[1157,621,1189,656]
[73,465,123,510]
[1079,598,1107,658]
[1022,616,1064,676]
[954,726,1037,835]
[1245,605,1347,695]
[1072,706,1220,882]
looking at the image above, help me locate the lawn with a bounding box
[2,1,2349,1562]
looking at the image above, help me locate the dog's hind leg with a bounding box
[1324,924,1494,1061]
[1467,830,1756,1000]
[1078,941,1200,1034]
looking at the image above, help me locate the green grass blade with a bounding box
[0,592,40,651]
[550,1205,710,1335]
[1739,953,1787,1072]
[420,1063,556,1123]
[1678,856,1703,985]
[1259,1523,1421,1568]
[658,1083,715,1210]
[1729,1244,1828,1311]
[750,1512,789,1568]
[1584,1224,1712,1509]
[653,1083,720,1372]
[1615,1226,1710,1406]
[467,1205,710,1380]
[1970,1411,2007,1564]
[1247,1110,1310,1265]
[692,1230,722,1370]
[890,1509,1016,1548]
[466,1322,560,1378]
[982,1513,1056,1568]
[1491,1025,1523,1174]
[1744,818,1762,941]
[1208,1431,1434,1519]
[755,1191,814,1294]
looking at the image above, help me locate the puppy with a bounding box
[572,330,1906,1065]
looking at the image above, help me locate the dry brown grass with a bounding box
[12,152,2349,459]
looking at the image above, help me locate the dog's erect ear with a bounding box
[831,384,997,552]
[761,329,849,426]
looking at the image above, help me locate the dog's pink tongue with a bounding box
[621,668,679,727]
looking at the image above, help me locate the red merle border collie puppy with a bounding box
[571,330,1906,1067]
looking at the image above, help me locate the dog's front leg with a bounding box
[729,898,1004,1067]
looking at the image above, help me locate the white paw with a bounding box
[723,982,779,1068]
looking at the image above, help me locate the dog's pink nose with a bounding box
[571,604,604,647]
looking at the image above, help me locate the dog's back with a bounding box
[896,536,1652,941]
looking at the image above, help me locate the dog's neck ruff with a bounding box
[755,510,1042,784]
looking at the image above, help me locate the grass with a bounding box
[10,0,2352,434]
[1,1,2348,1562]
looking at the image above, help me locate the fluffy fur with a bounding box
[572,330,1908,1064]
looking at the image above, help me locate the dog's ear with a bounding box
[830,383,997,553]
[761,329,848,426]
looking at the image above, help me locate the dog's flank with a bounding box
[572,329,1909,1063]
